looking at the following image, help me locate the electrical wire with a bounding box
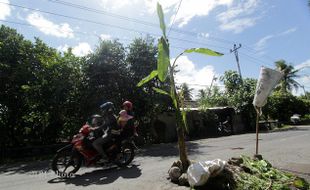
[0,1,232,53]
[0,2,285,69]
[168,0,183,36]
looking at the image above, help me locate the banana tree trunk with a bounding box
[169,65,190,172]
[177,125,190,171]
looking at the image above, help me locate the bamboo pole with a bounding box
[255,111,259,155]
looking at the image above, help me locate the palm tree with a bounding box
[180,83,193,101]
[275,60,300,93]
[198,89,206,100]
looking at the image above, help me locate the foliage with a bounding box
[199,70,257,130]
[180,83,193,101]
[275,60,300,93]
[235,156,309,190]
[0,25,88,146]
[0,24,171,149]
[199,86,228,108]
[263,91,310,122]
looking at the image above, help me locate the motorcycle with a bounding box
[51,123,136,177]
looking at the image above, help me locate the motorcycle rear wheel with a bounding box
[51,149,82,177]
[115,143,135,167]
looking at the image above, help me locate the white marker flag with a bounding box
[253,66,283,108]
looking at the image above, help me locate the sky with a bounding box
[0,0,310,97]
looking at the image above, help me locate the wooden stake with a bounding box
[255,109,260,155]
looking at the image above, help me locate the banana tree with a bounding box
[137,3,223,171]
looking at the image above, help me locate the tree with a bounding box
[263,91,309,122]
[137,3,223,171]
[198,89,206,100]
[84,40,128,114]
[180,83,193,101]
[126,37,172,143]
[275,60,300,93]
[0,25,88,146]
[199,85,228,109]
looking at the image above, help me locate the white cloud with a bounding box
[219,17,257,33]
[254,27,297,52]
[295,59,310,71]
[72,43,92,57]
[143,0,180,14]
[160,0,234,27]
[199,32,210,39]
[293,59,310,96]
[294,75,310,96]
[101,0,232,28]
[0,0,11,20]
[217,0,260,33]
[26,12,74,38]
[254,35,274,51]
[173,55,218,98]
[100,0,140,10]
[57,43,92,57]
[100,34,112,40]
[279,27,297,36]
[57,44,70,52]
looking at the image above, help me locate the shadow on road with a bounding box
[137,141,214,157]
[47,164,141,186]
[0,160,50,175]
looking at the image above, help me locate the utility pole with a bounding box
[230,44,243,83]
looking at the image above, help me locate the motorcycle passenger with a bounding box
[122,101,138,136]
[118,110,136,139]
[122,101,134,116]
[92,102,119,160]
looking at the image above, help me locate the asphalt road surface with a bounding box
[1,125,309,190]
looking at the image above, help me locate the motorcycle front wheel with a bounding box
[51,148,82,177]
[115,143,135,167]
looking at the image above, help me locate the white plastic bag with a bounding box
[187,159,226,187]
[253,67,283,108]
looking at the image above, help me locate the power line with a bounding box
[239,51,274,68]
[0,1,282,66]
[0,2,231,53]
[168,0,183,36]
[32,0,278,58]
[46,0,289,62]
[0,19,194,52]
[45,0,238,46]
[242,44,278,63]
[22,0,282,64]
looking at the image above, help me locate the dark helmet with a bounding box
[100,102,115,115]
[91,114,103,126]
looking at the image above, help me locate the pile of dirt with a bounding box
[168,155,309,190]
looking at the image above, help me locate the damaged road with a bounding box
[1,125,309,190]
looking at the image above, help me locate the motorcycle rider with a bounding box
[92,102,120,160]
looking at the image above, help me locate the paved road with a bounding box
[1,125,309,190]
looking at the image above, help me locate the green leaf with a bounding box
[152,87,170,96]
[21,85,30,91]
[184,48,224,56]
[157,2,166,38]
[157,37,170,82]
[137,70,158,87]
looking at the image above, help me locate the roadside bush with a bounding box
[263,91,309,122]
